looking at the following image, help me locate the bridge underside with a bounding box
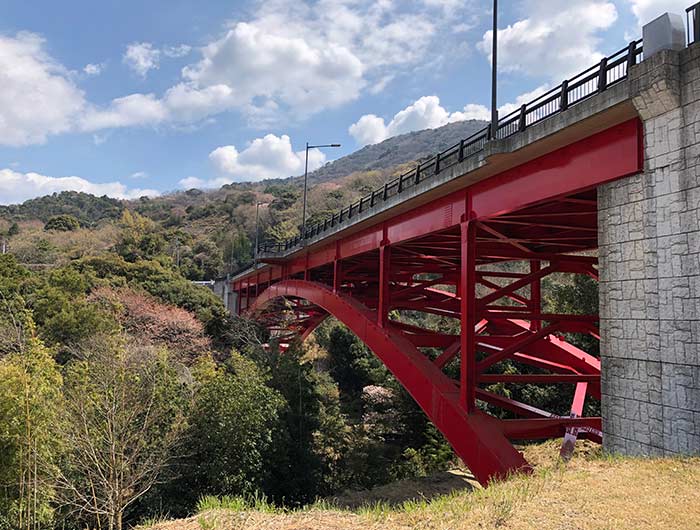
[235,119,643,486]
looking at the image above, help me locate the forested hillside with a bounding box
[0,159,419,279]
[305,119,485,184]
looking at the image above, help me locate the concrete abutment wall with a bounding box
[599,43,700,455]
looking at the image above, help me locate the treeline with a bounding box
[0,216,457,530]
[1,166,409,281]
[0,192,124,225]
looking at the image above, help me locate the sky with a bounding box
[0,0,691,204]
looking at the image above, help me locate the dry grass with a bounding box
[144,442,700,530]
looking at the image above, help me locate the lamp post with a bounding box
[301,142,341,240]
[254,201,266,265]
[490,0,499,139]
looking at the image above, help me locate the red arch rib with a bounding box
[251,279,530,486]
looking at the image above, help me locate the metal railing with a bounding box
[257,40,644,256]
[688,2,700,44]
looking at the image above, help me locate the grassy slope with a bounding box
[144,442,700,530]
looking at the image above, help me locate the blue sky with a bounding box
[0,0,689,204]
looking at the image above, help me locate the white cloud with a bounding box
[0,1,481,145]
[388,96,454,134]
[163,44,192,58]
[349,96,488,146]
[496,84,551,117]
[349,85,551,146]
[105,0,476,128]
[349,114,389,146]
[80,93,168,131]
[83,62,104,76]
[129,171,148,179]
[123,42,160,77]
[178,176,208,189]
[205,134,327,185]
[626,0,688,25]
[0,32,85,146]
[449,103,491,121]
[182,22,364,116]
[479,1,618,80]
[0,168,159,205]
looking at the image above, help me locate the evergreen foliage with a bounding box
[44,215,80,232]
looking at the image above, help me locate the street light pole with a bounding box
[301,142,341,240]
[302,142,310,241]
[490,0,499,139]
[254,201,264,264]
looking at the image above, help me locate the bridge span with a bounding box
[230,10,700,485]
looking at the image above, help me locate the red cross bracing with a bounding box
[231,118,644,486]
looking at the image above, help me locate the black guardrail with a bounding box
[257,39,644,256]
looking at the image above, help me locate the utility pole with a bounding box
[490,0,499,139]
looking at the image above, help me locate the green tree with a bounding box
[56,336,188,530]
[44,215,81,232]
[168,353,285,513]
[264,219,299,244]
[7,222,19,237]
[114,210,168,262]
[28,267,116,357]
[0,326,63,530]
[71,255,235,350]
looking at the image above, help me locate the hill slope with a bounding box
[307,119,486,184]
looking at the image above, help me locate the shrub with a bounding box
[44,215,80,232]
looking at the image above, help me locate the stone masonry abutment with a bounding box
[599,21,700,455]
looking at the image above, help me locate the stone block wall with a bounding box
[598,45,700,455]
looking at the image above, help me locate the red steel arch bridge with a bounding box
[230,31,666,485]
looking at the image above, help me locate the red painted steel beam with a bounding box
[234,119,641,287]
[434,340,461,369]
[560,382,590,459]
[477,323,561,371]
[501,417,602,440]
[476,389,554,419]
[477,374,600,384]
[250,280,531,486]
[460,217,477,412]
[378,244,391,327]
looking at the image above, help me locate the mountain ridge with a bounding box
[305,119,486,185]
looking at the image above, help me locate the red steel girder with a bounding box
[235,119,640,285]
[250,280,531,486]
[230,120,644,486]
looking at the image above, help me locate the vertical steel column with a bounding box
[233,281,240,315]
[304,253,310,281]
[244,279,250,312]
[378,244,391,327]
[460,206,477,412]
[530,260,542,331]
[333,260,342,293]
[333,241,342,294]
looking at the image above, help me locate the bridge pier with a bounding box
[599,35,700,455]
